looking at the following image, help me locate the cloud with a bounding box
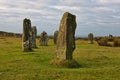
[0,0,120,36]
[98,0,120,4]
[50,5,81,11]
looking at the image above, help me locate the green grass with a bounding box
[0,37,120,80]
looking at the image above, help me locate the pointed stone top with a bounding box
[63,12,76,18]
[89,33,93,35]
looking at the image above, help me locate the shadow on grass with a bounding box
[50,59,81,68]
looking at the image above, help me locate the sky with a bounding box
[0,0,120,37]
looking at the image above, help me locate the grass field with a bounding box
[0,37,120,80]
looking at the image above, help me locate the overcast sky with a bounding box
[0,0,120,37]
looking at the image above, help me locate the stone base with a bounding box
[22,41,32,52]
[88,41,94,44]
[32,45,37,48]
[50,59,80,68]
[40,42,48,46]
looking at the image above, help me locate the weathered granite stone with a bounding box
[88,33,94,44]
[54,30,58,44]
[40,31,48,46]
[56,12,77,60]
[31,26,37,48]
[22,18,32,51]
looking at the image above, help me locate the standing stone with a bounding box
[88,33,94,44]
[39,31,48,46]
[31,26,37,48]
[22,18,32,51]
[56,12,77,60]
[54,30,58,44]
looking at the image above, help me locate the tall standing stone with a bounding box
[88,33,94,44]
[31,26,37,48]
[22,18,32,51]
[56,12,77,60]
[39,31,48,46]
[54,30,58,44]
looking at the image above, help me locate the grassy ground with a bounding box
[0,37,120,80]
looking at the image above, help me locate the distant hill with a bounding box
[0,31,88,40]
[0,31,22,37]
